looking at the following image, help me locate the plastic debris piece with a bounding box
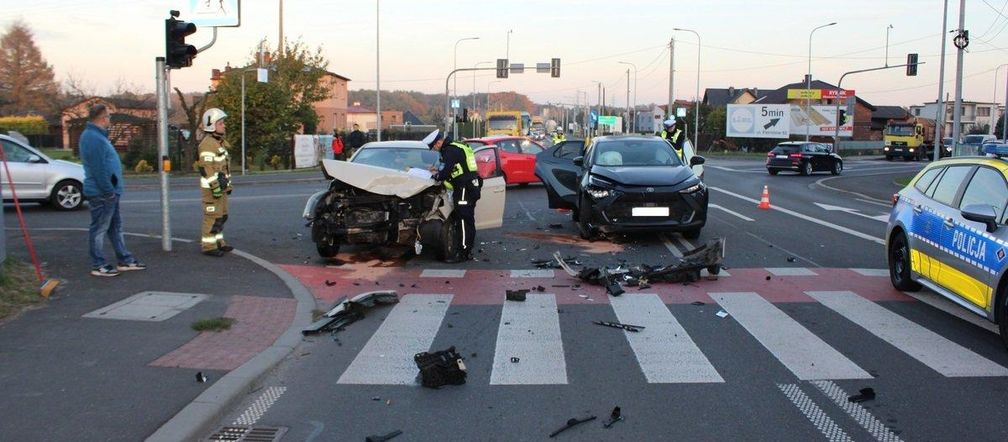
[366,430,403,442]
[716,310,729,318]
[603,407,623,429]
[848,387,876,403]
[506,289,529,302]
[195,372,207,383]
[691,301,706,306]
[511,357,520,363]
[549,416,597,438]
[594,321,645,332]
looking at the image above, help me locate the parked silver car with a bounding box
[1,134,85,210]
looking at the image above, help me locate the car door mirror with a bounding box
[572,156,584,167]
[27,154,43,163]
[689,155,706,166]
[961,204,999,233]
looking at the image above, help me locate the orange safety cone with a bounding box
[757,185,771,210]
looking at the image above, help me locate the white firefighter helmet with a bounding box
[202,108,227,132]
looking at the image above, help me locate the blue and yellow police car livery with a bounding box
[887,143,1008,348]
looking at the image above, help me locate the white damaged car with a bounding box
[303,141,506,260]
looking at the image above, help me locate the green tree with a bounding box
[997,115,1005,138]
[209,39,330,168]
[967,124,990,135]
[0,21,59,116]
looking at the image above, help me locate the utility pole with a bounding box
[808,22,837,142]
[376,0,382,141]
[278,0,284,57]
[625,69,630,133]
[951,0,966,155]
[668,37,675,118]
[155,57,171,251]
[935,0,949,161]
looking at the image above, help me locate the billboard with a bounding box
[789,105,853,137]
[186,0,241,27]
[726,104,790,138]
[786,89,856,100]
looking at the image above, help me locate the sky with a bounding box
[7,0,1008,109]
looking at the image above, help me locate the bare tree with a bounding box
[174,87,211,167]
[0,21,59,116]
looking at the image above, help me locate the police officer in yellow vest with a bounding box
[197,108,234,257]
[424,129,481,263]
[661,118,686,161]
[552,129,566,145]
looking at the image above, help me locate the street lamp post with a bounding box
[992,64,1008,136]
[376,0,381,141]
[674,28,701,149]
[619,61,638,133]
[885,24,894,67]
[807,22,837,142]
[453,36,480,139]
[506,29,513,62]
[473,61,492,137]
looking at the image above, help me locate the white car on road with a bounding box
[1,134,85,210]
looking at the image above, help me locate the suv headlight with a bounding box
[679,182,706,194]
[586,175,615,199]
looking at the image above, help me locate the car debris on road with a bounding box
[553,238,725,295]
[414,346,467,388]
[848,387,876,403]
[603,407,623,429]
[302,291,399,335]
[549,415,597,438]
[365,429,403,442]
[593,321,645,332]
[506,289,529,302]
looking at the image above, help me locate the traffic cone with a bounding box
[757,185,771,210]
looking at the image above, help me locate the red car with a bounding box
[465,136,544,186]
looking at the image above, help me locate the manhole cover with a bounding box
[208,426,287,442]
[83,291,207,321]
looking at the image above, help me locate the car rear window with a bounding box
[771,144,801,154]
[929,166,972,206]
[913,167,942,193]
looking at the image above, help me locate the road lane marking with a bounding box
[850,268,889,277]
[517,200,536,221]
[806,291,1008,377]
[710,204,755,222]
[420,269,467,278]
[778,383,854,442]
[766,267,818,276]
[233,386,287,426]
[609,294,724,383]
[810,380,904,442]
[673,234,695,252]
[661,233,684,257]
[511,269,555,278]
[814,202,889,223]
[490,293,567,385]
[709,186,885,245]
[337,294,453,385]
[742,231,823,268]
[713,292,872,380]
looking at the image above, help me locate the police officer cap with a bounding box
[663,119,676,127]
[422,129,443,148]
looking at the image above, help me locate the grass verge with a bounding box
[0,259,47,321]
[191,317,234,332]
[40,149,78,162]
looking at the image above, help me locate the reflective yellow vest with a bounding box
[443,141,478,190]
[661,129,685,160]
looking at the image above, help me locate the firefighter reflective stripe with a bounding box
[200,176,219,188]
[215,233,224,241]
[201,236,217,244]
[202,154,215,162]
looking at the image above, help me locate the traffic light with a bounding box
[496,59,509,79]
[551,58,561,78]
[906,53,918,76]
[165,13,197,69]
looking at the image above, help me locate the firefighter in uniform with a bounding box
[424,129,481,263]
[661,118,686,161]
[197,108,234,257]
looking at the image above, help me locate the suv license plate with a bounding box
[632,207,669,217]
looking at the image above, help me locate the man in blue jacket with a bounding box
[79,104,145,276]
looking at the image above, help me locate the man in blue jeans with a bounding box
[79,104,145,276]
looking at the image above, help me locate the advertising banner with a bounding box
[294,135,320,169]
[789,105,853,137]
[726,104,790,138]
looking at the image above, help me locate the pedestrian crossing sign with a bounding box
[186,0,241,27]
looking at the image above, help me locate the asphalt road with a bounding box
[10,157,1008,441]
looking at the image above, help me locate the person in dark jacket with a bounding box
[425,129,481,263]
[79,104,145,276]
[660,118,686,160]
[347,123,366,158]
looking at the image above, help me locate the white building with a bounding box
[909,100,1002,137]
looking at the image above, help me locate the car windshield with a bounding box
[352,147,440,171]
[963,135,988,145]
[770,144,802,154]
[488,116,518,130]
[886,125,915,136]
[591,139,684,167]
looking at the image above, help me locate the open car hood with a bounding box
[322,159,438,199]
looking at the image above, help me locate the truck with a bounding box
[486,111,524,137]
[884,117,937,161]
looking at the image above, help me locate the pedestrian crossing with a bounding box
[332,290,1008,386]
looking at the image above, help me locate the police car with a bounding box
[887,143,1008,348]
